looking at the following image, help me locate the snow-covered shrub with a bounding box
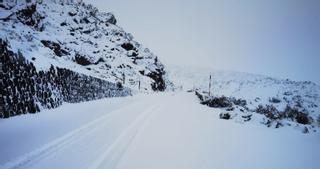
[226,107,235,111]
[196,91,247,109]
[283,91,293,96]
[195,91,204,101]
[219,112,231,120]
[276,121,284,129]
[292,95,303,108]
[269,97,281,103]
[242,114,252,122]
[295,113,311,125]
[283,106,311,125]
[231,97,247,107]
[201,96,233,108]
[302,127,309,133]
[256,104,312,125]
[255,104,282,120]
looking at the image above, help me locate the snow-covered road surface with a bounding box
[0,93,319,169]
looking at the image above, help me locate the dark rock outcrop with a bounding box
[75,53,92,66]
[121,43,135,51]
[106,13,117,25]
[41,40,70,57]
[16,3,44,31]
[147,69,166,91]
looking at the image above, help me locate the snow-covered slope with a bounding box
[0,0,167,92]
[168,66,320,133]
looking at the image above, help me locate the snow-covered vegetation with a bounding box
[168,66,320,133]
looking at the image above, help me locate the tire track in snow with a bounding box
[0,101,145,169]
[86,104,159,169]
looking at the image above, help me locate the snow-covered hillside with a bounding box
[168,66,320,133]
[0,0,167,92]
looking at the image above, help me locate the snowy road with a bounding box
[0,93,319,169]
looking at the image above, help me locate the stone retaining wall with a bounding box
[0,39,131,118]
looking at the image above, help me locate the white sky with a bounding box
[85,0,320,84]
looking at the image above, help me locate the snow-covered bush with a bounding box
[201,96,233,108]
[256,104,312,125]
[230,97,247,107]
[195,91,204,101]
[283,106,311,125]
[269,97,281,103]
[255,104,282,120]
[219,112,231,120]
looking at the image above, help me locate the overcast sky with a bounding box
[85,0,320,84]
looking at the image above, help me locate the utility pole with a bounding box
[122,72,125,85]
[0,61,3,118]
[208,75,212,96]
[138,80,141,91]
[137,75,141,91]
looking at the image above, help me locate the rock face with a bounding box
[41,40,70,57]
[0,0,168,92]
[15,3,43,29]
[147,70,166,91]
[0,39,130,118]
